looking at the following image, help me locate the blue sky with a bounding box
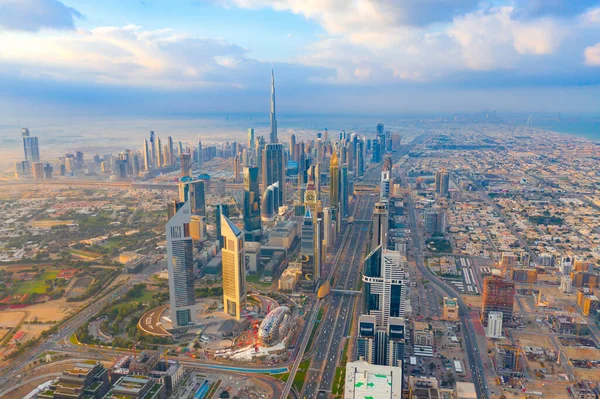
[0,0,599,116]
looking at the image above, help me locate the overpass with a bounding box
[331,289,361,295]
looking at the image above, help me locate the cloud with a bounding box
[0,25,255,88]
[222,0,480,29]
[0,0,83,31]
[584,42,600,65]
[511,0,599,19]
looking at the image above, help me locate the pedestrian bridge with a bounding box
[331,289,362,295]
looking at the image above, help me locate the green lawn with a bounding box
[332,366,345,395]
[293,360,311,393]
[246,274,271,287]
[14,270,60,294]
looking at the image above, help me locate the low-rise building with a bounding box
[345,361,402,399]
[442,297,459,320]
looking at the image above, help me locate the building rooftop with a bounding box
[345,361,402,399]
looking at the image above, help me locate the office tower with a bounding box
[149,131,156,169]
[380,166,391,203]
[248,128,255,150]
[166,200,196,328]
[362,247,406,327]
[330,151,340,208]
[167,136,174,166]
[424,208,446,235]
[262,143,285,206]
[269,69,278,144]
[340,164,348,218]
[21,128,40,163]
[256,136,265,178]
[197,138,203,169]
[14,160,30,178]
[322,206,336,252]
[116,159,128,179]
[435,169,450,195]
[290,134,296,161]
[301,208,319,283]
[243,166,261,236]
[482,276,515,326]
[486,311,503,338]
[233,155,241,183]
[215,204,229,248]
[43,163,53,179]
[372,202,389,250]
[357,139,365,177]
[32,162,44,180]
[189,180,206,216]
[221,214,246,320]
[359,247,407,366]
[143,138,151,171]
[376,123,384,136]
[178,141,183,158]
[371,136,381,163]
[156,137,163,168]
[495,344,520,374]
[261,182,279,222]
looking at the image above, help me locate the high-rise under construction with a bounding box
[482,276,515,326]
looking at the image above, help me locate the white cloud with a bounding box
[0,25,254,88]
[584,42,600,65]
[0,0,83,31]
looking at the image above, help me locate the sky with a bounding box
[0,0,599,116]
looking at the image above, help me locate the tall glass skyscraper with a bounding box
[262,143,285,206]
[22,128,40,163]
[243,166,261,235]
[166,200,195,328]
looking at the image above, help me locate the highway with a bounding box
[301,194,376,399]
[404,189,490,399]
[0,261,163,394]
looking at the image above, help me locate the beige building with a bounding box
[413,321,434,346]
[278,262,303,291]
[221,214,246,320]
[443,297,459,320]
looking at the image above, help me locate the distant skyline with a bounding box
[0,0,599,116]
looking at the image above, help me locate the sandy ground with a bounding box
[0,312,25,328]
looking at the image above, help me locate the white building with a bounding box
[486,311,503,338]
[345,361,402,399]
[244,241,261,273]
[560,275,573,294]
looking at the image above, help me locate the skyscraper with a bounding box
[248,128,255,150]
[167,136,174,166]
[243,166,261,235]
[197,138,203,169]
[262,143,285,207]
[301,208,316,282]
[435,169,450,196]
[482,276,515,326]
[269,69,278,144]
[358,247,407,366]
[156,137,163,168]
[143,138,151,171]
[340,164,348,218]
[215,204,229,249]
[149,131,156,170]
[166,200,196,328]
[221,214,246,320]
[233,155,241,183]
[372,202,388,250]
[22,128,40,163]
[330,151,340,208]
[380,167,390,203]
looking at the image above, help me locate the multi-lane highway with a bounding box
[301,194,376,399]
